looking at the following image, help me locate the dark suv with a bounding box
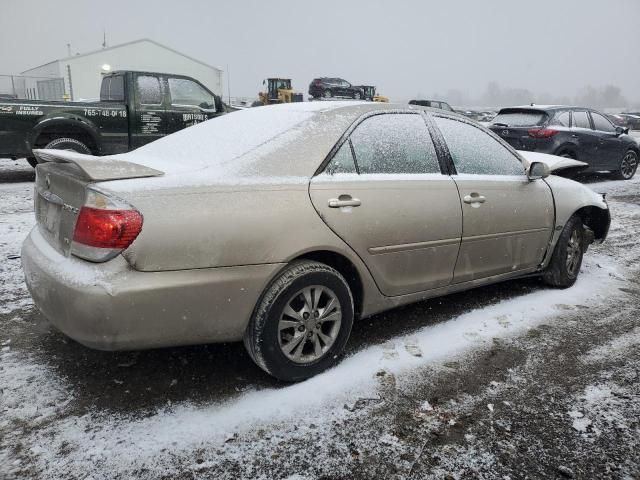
[309,78,363,99]
[408,99,454,112]
[490,106,639,179]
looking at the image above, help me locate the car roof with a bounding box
[108,101,454,190]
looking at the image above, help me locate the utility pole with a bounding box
[66,43,71,57]
[102,30,107,49]
[227,64,231,105]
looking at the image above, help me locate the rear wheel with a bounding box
[614,150,638,180]
[244,261,354,382]
[543,215,585,288]
[43,137,92,155]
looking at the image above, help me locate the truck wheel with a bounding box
[43,138,92,155]
[244,260,354,382]
[542,215,584,288]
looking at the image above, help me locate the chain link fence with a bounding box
[0,75,66,101]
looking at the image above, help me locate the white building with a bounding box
[21,38,223,101]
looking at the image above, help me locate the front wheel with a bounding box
[614,150,638,180]
[323,89,333,99]
[542,215,585,288]
[244,261,354,381]
[353,91,362,100]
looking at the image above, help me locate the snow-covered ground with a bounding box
[1,160,639,479]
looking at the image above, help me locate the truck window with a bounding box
[100,75,125,102]
[137,75,163,105]
[168,78,216,109]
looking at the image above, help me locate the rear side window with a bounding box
[349,114,440,174]
[435,117,524,176]
[591,112,615,132]
[551,111,571,127]
[492,110,547,127]
[137,76,162,105]
[572,111,591,129]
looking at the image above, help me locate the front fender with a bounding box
[28,113,101,153]
[541,175,610,268]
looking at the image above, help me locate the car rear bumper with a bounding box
[22,227,284,351]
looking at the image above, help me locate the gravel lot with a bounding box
[0,158,638,479]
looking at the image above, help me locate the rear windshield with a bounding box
[492,110,548,127]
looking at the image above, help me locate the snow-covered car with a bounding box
[22,102,610,381]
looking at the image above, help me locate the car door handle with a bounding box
[463,194,486,204]
[328,197,361,208]
[571,134,579,138]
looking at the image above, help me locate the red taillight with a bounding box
[73,207,143,249]
[528,128,559,138]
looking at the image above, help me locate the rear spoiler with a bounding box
[33,149,164,181]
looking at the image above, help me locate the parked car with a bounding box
[605,113,629,127]
[409,99,454,112]
[490,105,639,179]
[309,77,363,99]
[0,70,225,167]
[23,103,610,381]
[619,113,640,130]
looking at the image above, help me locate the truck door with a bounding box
[130,74,168,149]
[165,76,219,135]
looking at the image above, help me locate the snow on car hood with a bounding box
[517,150,588,173]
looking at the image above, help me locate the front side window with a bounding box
[591,112,615,133]
[349,114,440,174]
[572,111,591,129]
[168,78,216,109]
[136,75,162,105]
[435,117,524,176]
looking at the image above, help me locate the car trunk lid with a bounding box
[490,108,550,151]
[32,149,163,256]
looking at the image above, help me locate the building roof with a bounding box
[23,38,222,74]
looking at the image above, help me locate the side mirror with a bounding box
[527,161,550,180]
[615,126,626,136]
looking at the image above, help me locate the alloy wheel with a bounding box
[620,151,638,179]
[278,285,342,364]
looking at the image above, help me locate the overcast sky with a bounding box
[2,0,640,103]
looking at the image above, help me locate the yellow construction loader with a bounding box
[256,78,303,105]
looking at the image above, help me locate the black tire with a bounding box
[43,137,91,154]
[543,215,585,288]
[244,260,354,382]
[613,150,638,180]
[323,89,333,99]
[26,157,38,168]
